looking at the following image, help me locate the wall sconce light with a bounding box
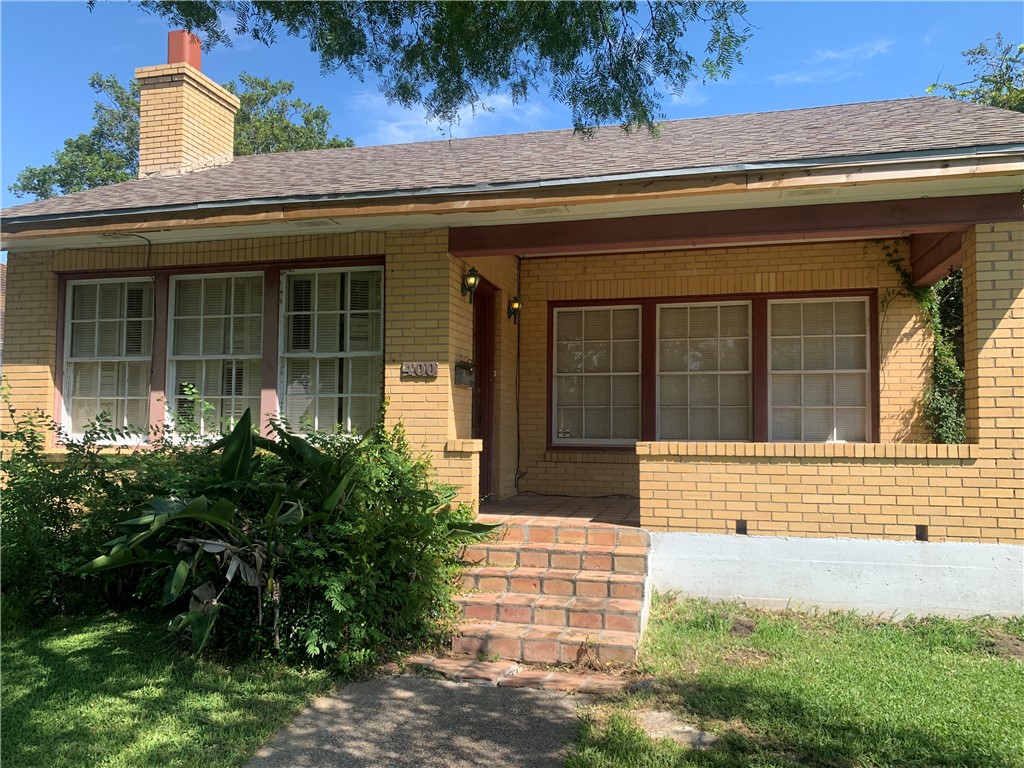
[461,266,481,304]
[507,295,522,324]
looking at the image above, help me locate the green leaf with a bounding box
[76,548,175,575]
[275,423,326,469]
[218,408,254,483]
[274,502,304,527]
[163,557,192,605]
[321,463,359,512]
[192,604,221,653]
[168,609,203,633]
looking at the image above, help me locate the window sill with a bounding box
[636,442,982,460]
[544,450,637,463]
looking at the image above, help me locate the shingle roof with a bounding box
[4,97,1022,222]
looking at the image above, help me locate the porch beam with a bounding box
[449,193,1022,260]
[910,231,966,286]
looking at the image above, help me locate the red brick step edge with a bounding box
[404,655,627,693]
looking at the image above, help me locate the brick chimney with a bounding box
[135,31,240,178]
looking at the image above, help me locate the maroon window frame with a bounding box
[547,289,880,450]
[54,255,384,443]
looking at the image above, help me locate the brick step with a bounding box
[463,541,648,574]
[460,566,646,600]
[456,592,643,633]
[453,621,638,664]
[477,514,650,549]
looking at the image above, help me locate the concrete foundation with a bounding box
[649,533,1024,618]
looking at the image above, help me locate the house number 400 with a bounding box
[401,361,438,378]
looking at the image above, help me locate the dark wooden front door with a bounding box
[472,281,496,500]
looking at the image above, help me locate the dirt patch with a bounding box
[633,709,718,750]
[729,617,756,637]
[722,648,771,667]
[983,630,1024,661]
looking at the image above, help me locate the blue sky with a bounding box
[1,0,1022,212]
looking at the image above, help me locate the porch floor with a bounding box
[478,493,640,528]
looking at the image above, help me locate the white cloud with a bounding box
[347,90,560,146]
[812,39,893,63]
[670,83,709,107]
[764,38,893,88]
[766,68,858,88]
[922,28,943,47]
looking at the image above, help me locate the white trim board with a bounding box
[649,533,1024,618]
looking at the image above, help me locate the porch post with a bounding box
[961,221,1024,453]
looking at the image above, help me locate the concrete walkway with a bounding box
[246,674,580,768]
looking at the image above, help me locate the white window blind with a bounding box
[280,268,383,433]
[64,279,154,435]
[169,274,263,435]
[657,302,751,440]
[553,306,640,444]
[769,298,870,442]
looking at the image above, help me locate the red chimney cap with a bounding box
[168,30,202,70]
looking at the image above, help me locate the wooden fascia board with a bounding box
[448,193,1022,258]
[910,230,967,286]
[1,155,1020,246]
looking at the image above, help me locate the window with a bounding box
[280,268,383,433]
[658,302,751,440]
[169,274,263,434]
[553,306,641,445]
[769,298,869,441]
[550,293,873,446]
[64,279,153,435]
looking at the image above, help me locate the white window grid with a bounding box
[767,297,871,442]
[655,301,752,441]
[279,267,384,434]
[552,305,641,446]
[167,272,264,436]
[63,277,154,439]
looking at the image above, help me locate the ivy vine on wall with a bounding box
[878,241,965,444]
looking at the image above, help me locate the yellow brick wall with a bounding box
[637,222,1023,545]
[517,238,930,497]
[382,229,480,505]
[1,230,482,505]
[136,63,239,177]
[638,442,1020,544]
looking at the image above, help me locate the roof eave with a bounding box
[3,144,1022,232]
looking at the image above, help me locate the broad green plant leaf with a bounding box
[163,556,193,605]
[77,548,175,575]
[217,408,254,483]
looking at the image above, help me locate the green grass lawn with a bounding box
[568,596,1024,768]
[1,612,334,768]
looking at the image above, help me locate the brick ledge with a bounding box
[636,441,982,461]
[446,438,483,454]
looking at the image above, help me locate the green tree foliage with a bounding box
[929,32,1024,112]
[227,72,354,155]
[9,71,353,199]
[124,0,749,133]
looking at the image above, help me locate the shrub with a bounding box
[0,391,219,621]
[76,412,496,672]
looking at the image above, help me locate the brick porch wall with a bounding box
[638,222,1023,544]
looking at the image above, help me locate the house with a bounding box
[2,33,1022,648]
